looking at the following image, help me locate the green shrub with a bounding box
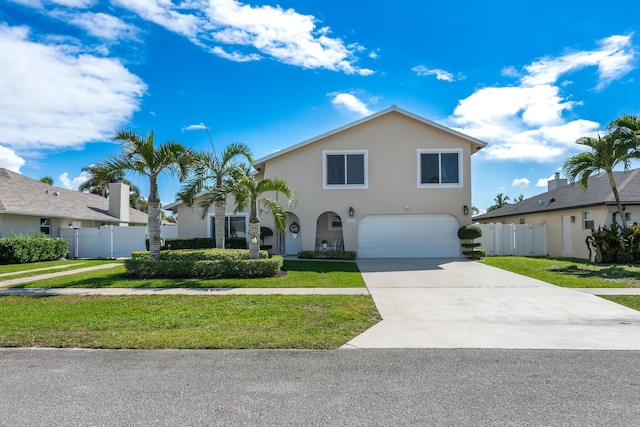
[458,225,483,259]
[131,248,268,261]
[463,249,486,258]
[124,256,283,279]
[297,250,357,260]
[0,233,69,264]
[225,237,247,249]
[146,237,216,251]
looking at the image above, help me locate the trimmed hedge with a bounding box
[131,248,268,261]
[297,250,357,260]
[124,256,283,279]
[145,237,248,250]
[0,233,69,264]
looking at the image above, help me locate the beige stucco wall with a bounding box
[476,205,640,259]
[258,110,474,253]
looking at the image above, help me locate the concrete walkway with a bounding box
[343,258,640,350]
[0,263,122,287]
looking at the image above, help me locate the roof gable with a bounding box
[0,168,147,223]
[253,106,487,170]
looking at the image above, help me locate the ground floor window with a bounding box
[211,215,247,239]
[40,218,51,236]
[583,211,594,230]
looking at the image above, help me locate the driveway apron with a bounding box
[344,258,640,349]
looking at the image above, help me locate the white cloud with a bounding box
[449,34,634,162]
[0,145,25,172]
[412,65,455,82]
[60,12,138,41]
[330,93,372,116]
[112,0,371,75]
[0,24,146,152]
[501,66,520,78]
[182,123,207,131]
[512,178,530,188]
[59,170,91,190]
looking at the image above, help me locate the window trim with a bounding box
[583,211,594,231]
[328,214,342,231]
[323,150,368,189]
[40,218,51,236]
[417,148,463,188]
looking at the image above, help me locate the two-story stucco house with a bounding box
[166,106,487,258]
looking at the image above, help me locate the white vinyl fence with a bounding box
[60,225,147,259]
[476,223,547,256]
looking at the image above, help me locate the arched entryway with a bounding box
[315,211,344,251]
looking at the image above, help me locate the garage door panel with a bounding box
[358,215,459,258]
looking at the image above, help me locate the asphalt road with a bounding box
[1,348,639,426]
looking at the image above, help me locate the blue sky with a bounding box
[1,0,639,212]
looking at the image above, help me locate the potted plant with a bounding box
[321,239,328,249]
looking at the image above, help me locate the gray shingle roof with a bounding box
[0,168,147,224]
[474,169,640,220]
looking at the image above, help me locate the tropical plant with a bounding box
[563,115,640,228]
[39,176,53,185]
[78,164,145,211]
[486,193,510,212]
[178,126,253,249]
[232,173,296,259]
[514,194,525,202]
[95,130,194,260]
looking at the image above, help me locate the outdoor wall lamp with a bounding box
[463,205,469,215]
[349,206,355,217]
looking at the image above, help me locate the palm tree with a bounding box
[563,118,640,228]
[514,194,525,203]
[39,176,53,185]
[487,193,510,212]
[95,130,194,260]
[232,174,296,259]
[178,127,253,249]
[78,164,143,203]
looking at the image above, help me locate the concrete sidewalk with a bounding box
[0,263,122,287]
[343,258,640,350]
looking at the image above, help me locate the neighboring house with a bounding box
[0,168,147,238]
[473,169,640,259]
[166,106,487,258]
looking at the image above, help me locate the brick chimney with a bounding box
[108,183,130,224]
[547,172,567,191]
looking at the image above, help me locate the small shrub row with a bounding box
[0,233,69,264]
[124,257,283,279]
[297,250,357,260]
[145,237,249,250]
[131,248,268,261]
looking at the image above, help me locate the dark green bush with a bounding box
[124,256,283,279]
[297,250,357,260]
[145,237,216,251]
[0,233,69,264]
[463,249,486,258]
[225,237,247,249]
[457,225,482,240]
[131,248,268,261]
[586,224,639,264]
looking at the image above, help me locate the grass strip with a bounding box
[10,261,365,289]
[481,257,640,288]
[0,260,122,278]
[0,294,380,349]
[600,295,640,311]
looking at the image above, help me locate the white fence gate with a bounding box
[60,225,147,259]
[476,223,547,256]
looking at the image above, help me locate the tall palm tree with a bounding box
[178,127,253,249]
[95,130,194,260]
[232,174,296,259]
[563,122,640,228]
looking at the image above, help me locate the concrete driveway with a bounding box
[344,258,640,350]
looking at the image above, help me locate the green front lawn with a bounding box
[0,294,380,349]
[601,295,640,311]
[6,260,365,289]
[481,257,640,288]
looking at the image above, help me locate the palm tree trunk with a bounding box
[249,221,260,259]
[148,175,162,261]
[607,170,628,228]
[214,200,226,248]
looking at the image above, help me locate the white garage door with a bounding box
[358,215,460,258]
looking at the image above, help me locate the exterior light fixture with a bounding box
[348,206,355,217]
[463,205,469,215]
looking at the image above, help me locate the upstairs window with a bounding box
[323,150,368,189]
[418,149,462,188]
